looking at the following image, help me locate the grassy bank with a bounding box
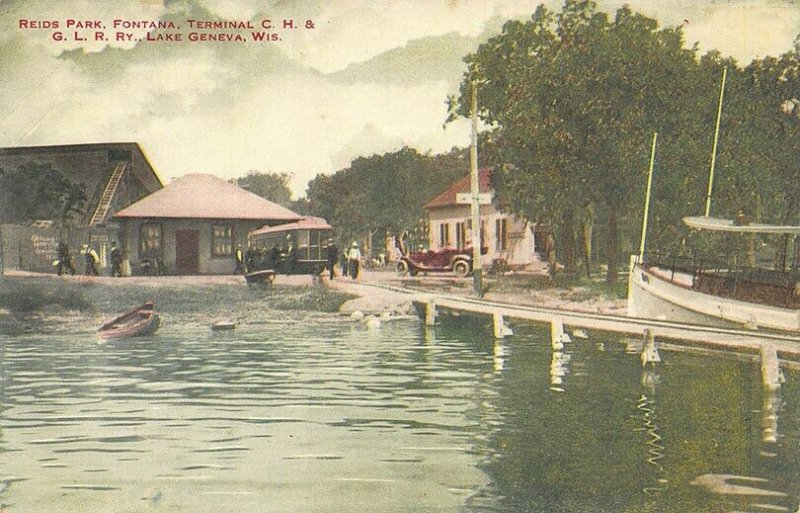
[406,272,628,302]
[483,272,628,299]
[0,275,356,335]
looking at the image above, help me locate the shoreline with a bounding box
[327,268,627,316]
[0,270,357,335]
[0,268,627,335]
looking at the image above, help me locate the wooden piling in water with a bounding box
[551,317,569,350]
[425,301,437,327]
[760,345,781,391]
[641,329,661,366]
[493,312,506,339]
[406,293,800,360]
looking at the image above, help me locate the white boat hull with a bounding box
[627,257,800,333]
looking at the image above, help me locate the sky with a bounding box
[1,0,799,197]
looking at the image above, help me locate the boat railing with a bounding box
[641,251,800,309]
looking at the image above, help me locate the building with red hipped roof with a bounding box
[113,174,302,275]
[423,168,543,270]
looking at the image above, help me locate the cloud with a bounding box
[682,2,800,62]
[1,0,799,198]
[328,32,477,88]
[598,0,800,62]
[275,0,546,73]
[330,123,404,172]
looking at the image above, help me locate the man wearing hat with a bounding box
[82,243,99,276]
[325,238,339,280]
[348,241,361,279]
[109,241,123,277]
[55,240,76,276]
[233,244,246,274]
[282,233,296,274]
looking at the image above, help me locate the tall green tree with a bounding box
[449,1,707,282]
[305,147,467,252]
[734,47,800,226]
[231,171,293,207]
[0,161,86,226]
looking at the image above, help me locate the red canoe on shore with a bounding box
[98,301,160,341]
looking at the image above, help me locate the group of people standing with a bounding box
[55,241,122,277]
[325,239,361,280]
[234,237,363,281]
[234,238,296,275]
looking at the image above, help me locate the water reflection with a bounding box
[637,366,666,495]
[493,339,505,373]
[0,318,799,513]
[761,389,781,445]
[549,350,570,392]
[1,320,495,512]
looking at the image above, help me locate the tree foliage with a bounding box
[449,0,800,282]
[0,160,86,226]
[231,171,293,207]
[305,147,468,251]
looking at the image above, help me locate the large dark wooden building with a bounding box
[0,142,163,226]
[0,142,164,273]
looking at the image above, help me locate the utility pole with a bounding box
[0,224,4,285]
[469,81,482,296]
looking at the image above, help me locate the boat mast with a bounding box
[639,133,658,259]
[704,67,727,217]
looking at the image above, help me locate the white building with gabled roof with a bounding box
[424,168,544,270]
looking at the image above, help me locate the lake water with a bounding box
[0,311,798,512]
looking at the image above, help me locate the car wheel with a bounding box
[453,260,470,277]
[395,260,409,276]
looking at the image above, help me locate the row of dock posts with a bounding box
[424,300,514,339]
[422,298,784,391]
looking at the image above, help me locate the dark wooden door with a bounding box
[175,230,199,275]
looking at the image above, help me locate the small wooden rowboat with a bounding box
[245,269,276,286]
[98,301,160,341]
[211,319,236,331]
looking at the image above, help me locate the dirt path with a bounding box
[327,268,626,316]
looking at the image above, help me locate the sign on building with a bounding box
[456,192,493,205]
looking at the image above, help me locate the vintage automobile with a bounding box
[395,246,487,277]
[245,216,333,285]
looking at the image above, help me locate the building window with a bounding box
[139,223,162,258]
[455,221,467,249]
[439,223,451,248]
[212,224,233,257]
[495,218,508,251]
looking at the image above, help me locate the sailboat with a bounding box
[627,70,800,334]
